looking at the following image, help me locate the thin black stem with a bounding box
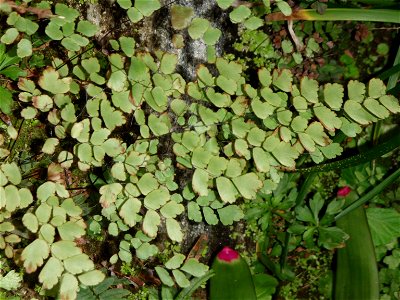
[6,119,25,161]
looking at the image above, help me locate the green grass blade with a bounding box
[387,83,400,95]
[266,9,400,23]
[334,167,400,221]
[350,0,400,8]
[386,46,400,90]
[175,271,214,300]
[295,173,318,207]
[295,133,400,174]
[334,204,379,300]
[258,252,291,280]
[379,63,400,82]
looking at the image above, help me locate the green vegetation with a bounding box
[0,0,399,299]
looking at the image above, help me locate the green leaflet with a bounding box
[229,6,251,23]
[38,67,71,94]
[0,270,22,291]
[188,18,210,39]
[21,239,50,273]
[366,208,400,246]
[192,169,209,196]
[171,5,194,30]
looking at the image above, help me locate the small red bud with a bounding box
[337,186,351,197]
[217,246,240,262]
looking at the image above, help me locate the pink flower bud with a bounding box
[337,186,351,197]
[217,246,240,262]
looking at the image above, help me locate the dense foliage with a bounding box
[0,0,399,299]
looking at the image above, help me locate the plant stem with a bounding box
[295,132,400,173]
[175,271,215,300]
[371,45,399,169]
[335,166,400,221]
[7,119,24,162]
[386,45,400,91]
[266,9,400,24]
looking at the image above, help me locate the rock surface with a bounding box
[81,0,235,80]
[70,0,239,259]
